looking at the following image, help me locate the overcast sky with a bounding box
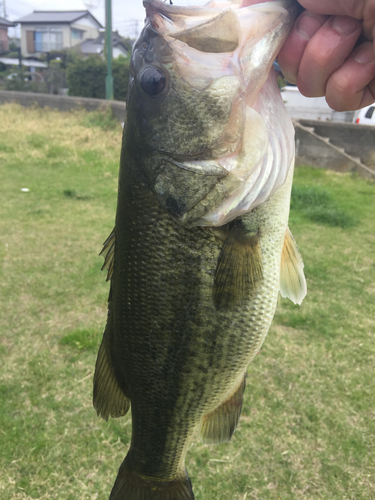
[6,0,209,39]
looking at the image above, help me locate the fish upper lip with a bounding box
[143,0,300,15]
[143,0,217,19]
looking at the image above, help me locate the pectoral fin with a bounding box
[213,222,263,310]
[168,9,240,53]
[280,227,307,305]
[200,373,246,444]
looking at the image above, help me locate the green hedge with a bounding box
[66,55,130,101]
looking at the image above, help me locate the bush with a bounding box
[113,56,130,102]
[4,66,29,91]
[43,59,67,95]
[66,54,130,101]
[66,55,106,99]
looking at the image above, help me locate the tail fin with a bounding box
[109,459,195,500]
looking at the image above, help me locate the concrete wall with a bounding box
[0,90,126,122]
[298,119,375,167]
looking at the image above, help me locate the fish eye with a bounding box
[139,67,166,96]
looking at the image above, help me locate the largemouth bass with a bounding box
[94,1,306,498]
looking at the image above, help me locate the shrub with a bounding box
[113,56,130,102]
[66,55,106,99]
[66,54,130,102]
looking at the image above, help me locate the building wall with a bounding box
[70,21,100,47]
[20,16,100,57]
[20,25,28,56]
[0,27,10,51]
[113,46,128,59]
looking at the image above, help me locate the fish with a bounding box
[93,0,307,499]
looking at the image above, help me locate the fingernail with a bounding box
[332,15,358,35]
[296,14,323,40]
[354,44,375,64]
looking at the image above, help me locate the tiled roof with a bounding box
[0,16,16,27]
[79,32,129,55]
[16,10,103,28]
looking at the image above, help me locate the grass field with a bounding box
[0,103,374,500]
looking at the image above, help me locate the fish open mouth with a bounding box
[137,0,298,227]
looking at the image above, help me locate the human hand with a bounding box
[277,0,375,111]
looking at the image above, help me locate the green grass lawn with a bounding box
[0,103,374,500]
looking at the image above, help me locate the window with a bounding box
[365,107,375,119]
[71,29,83,40]
[34,28,63,52]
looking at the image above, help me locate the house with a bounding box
[0,16,16,52]
[79,31,129,59]
[16,10,103,57]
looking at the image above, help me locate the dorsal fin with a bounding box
[168,9,240,53]
[100,229,115,282]
[213,222,263,310]
[280,227,307,305]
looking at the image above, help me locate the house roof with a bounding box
[0,16,16,27]
[79,32,129,56]
[16,10,103,28]
[0,57,47,68]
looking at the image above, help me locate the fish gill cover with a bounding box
[139,0,297,226]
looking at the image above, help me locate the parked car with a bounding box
[353,104,375,126]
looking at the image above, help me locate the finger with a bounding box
[364,4,375,45]
[278,11,327,84]
[296,0,366,20]
[296,15,362,97]
[326,42,375,110]
[298,0,375,43]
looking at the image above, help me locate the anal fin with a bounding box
[200,373,247,445]
[93,322,130,421]
[213,222,263,310]
[280,227,307,305]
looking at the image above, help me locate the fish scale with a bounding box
[93,1,306,499]
[103,158,292,487]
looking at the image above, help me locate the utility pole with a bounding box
[105,0,114,100]
[0,0,7,19]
